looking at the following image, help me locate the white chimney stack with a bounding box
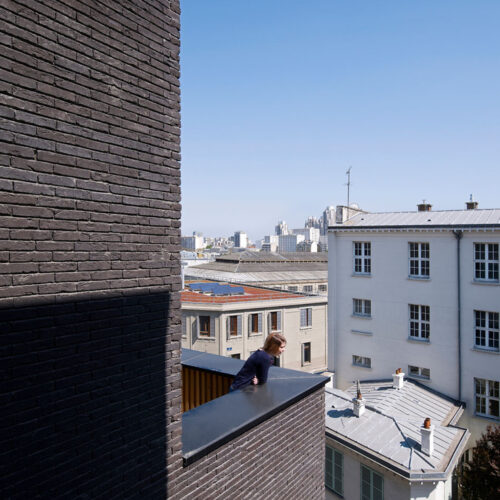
[392,368,404,389]
[353,380,365,417]
[421,418,434,456]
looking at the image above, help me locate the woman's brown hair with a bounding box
[263,333,286,356]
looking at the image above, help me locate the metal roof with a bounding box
[325,380,469,480]
[329,208,500,230]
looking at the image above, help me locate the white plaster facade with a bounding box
[327,207,500,447]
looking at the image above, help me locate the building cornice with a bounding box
[329,224,500,234]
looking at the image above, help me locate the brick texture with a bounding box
[169,389,326,500]
[0,1,181,498]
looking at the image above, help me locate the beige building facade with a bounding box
[181,282,328,373]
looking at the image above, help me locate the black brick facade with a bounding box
[0,1,181,497]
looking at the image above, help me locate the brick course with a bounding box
[1,0,181,498]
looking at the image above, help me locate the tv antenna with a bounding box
[346,166,352,207]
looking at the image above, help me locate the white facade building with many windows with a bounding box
[327,204,500,447]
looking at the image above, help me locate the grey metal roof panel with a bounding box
[185,268,327,284]
[330,208,500,229]
[325,380,469,478]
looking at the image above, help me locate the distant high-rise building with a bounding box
[181,232,205,250]
[320,206,336,235]
[279,234,305,252]
[305,216,321,229]
[293,227,320,243]
[234,231,248,248]
[275,220,289,236]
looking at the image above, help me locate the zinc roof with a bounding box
[325,380,469,479]
[330,208,500,230]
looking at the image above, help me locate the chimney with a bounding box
[352,380,365,417]
[392,368,404,389]
[421,418,434,456]
[417,201,432,212]
[466,194,478,210]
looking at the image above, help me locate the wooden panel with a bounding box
[181,366,234,412]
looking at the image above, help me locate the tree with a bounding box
[459,425,500,500]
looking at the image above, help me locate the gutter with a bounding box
[453,230,463,400]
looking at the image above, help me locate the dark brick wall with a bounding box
[169,389,326,500]
[0,1,181,498]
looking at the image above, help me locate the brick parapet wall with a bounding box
[169,388,326,500]
[0,1,182,498]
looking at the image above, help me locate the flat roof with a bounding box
[325,380,469,480]
[182,349,328,465]
[181,281,306,304]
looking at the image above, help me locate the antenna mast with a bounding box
[346,166,352,207]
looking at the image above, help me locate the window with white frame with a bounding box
[475,378,499,419]
[409,304,430,340]
[226,314,242,338]
[268,310,282,332]
[301,342,311,365]
[318,284,327,292]
[352,355,371,368]
[325,445,343,496]
[409,242,430,278]
[474,310,499,351]
[303,285,313,293]
[408,365,430,380]
[353,242,371,274]
[288,285,298,292]
[248,312,263,335]
[300,307,312,328]
[197,315,214,338]
[361,465,384,500]
[353,298,371,317]
[474,243,499,281]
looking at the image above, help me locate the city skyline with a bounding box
[180,1,500,241]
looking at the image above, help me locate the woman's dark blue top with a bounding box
[231,350,274,390]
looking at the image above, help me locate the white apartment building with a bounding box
[328,203,499,447]
[293,226,321,243]
[182,281,328,373]
[234,231,248,248]
[181,233,205,250]
[279,233,305,252]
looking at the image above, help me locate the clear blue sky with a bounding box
[180,1,500,242]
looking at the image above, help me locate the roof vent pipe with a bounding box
[421,418,434,456]
[392,368,404,389]
[417,201,432,212]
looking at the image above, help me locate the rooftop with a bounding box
[182,349,328,465]
[181,280,306,304]
[330,207,500,230]
[325,379,469,480]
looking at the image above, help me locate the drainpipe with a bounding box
[453,230,463,400]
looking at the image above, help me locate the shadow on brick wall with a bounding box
[0,292,172,499]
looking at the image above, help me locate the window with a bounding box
[353,298,371,317]
[352,355,371,368]
[181,314,187,338]
[303,285,313,293]
[409,304,430,340]
[474,310,499,351]
[353,242,371,275]
[230,353,240,359]
[302,342,311,365]
[325,445,343,496]
[288,285,298,292]
[408,365,430,380]
[409,242,430,278]
[248,312,263,335]
[268,311,282,332]
[361,465,384,500]
[474,243,499,281]
[226,314,242,338]
[300,307,312,328]
[199,315,212,337]
[475,378,499,419]
[318,284,327,292]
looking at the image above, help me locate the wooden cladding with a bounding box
[182,366,234,412]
